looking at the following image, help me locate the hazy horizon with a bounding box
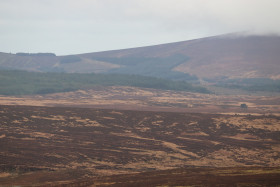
[1,0,280,55]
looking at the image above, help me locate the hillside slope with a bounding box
[82,34,280,80]
[0,52,118,73]
[1,34,280,81]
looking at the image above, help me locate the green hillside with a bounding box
[0,70,209,95]
[213,78,280,92]
[92,54,197,81]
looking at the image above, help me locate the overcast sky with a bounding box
[0,0,280,55]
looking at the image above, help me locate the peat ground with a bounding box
[0,105,280,185]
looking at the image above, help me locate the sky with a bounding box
[0,0,280,55]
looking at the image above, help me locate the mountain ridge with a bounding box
[1,34,280,81]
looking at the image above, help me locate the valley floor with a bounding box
[0,86,279,115]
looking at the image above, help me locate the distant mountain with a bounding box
[1,34,280,82]
[0,52,119,73]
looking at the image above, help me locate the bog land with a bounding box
[0,104,280,186]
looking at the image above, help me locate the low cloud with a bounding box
[0,0,279,54]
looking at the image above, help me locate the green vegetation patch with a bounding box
[0,70,209,95]
[92,54,198,81]
[212,78,280,92]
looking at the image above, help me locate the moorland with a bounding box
[0,34,280,186]
[0,105,280,186]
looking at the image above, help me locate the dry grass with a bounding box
[1,105,280,186]
[213,116,280,131]
[0,86,279,114]
[0,173,11,178]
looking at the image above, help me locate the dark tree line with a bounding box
[0,70,209,95]
[16,53,56,57]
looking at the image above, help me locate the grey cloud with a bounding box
[0,0,280,55]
